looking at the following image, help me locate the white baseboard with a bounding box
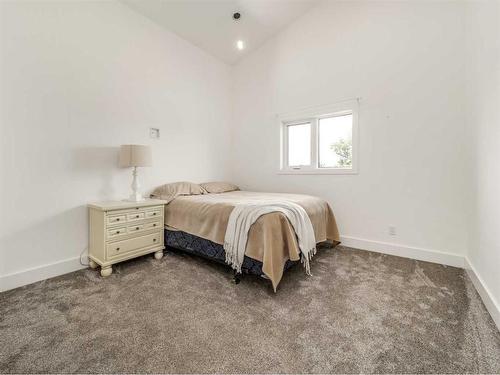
[0,256,86,293]
[340,235,465,268]
[464,257,500,331]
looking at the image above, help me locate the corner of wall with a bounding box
[464,257,500,331]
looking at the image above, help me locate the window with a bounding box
[287,122,311,167]
[318,114,353,169]
[279,100,358,174]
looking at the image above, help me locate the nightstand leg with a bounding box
[154,250,164,260]
[100,266,112,277]
[89,260,98,269]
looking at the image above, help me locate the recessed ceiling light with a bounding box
[236,40,245,50]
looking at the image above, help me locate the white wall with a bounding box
[231,0,469,263]
[465,0,500,325]
[0,0,232,290]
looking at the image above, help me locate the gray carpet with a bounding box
[1,245,499,374]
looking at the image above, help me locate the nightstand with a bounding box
[88,199,168,277]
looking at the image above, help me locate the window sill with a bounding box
[277,169,358,175]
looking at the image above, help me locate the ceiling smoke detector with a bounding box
[233,12,241,20]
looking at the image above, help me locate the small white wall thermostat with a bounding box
[149,128,160,139]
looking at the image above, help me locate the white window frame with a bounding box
[279,99,359,175]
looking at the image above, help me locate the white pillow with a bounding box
[150,181,205,202]
[200,181,240,194]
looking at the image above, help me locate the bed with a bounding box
[152,184,340,291]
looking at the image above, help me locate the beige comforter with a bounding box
[164,191,339,290]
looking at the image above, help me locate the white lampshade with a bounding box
[119,145,152,168]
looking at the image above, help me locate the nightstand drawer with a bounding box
[107,232,161,258]
[145,207,162,219]
[127,223,145,234]
[127,212,145,222]
[107,226,127,239]
[107,214,126,225]
[126,219,162,235]
[144,220,162,230]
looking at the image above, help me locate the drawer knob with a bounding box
[153,224,156,227]
[153,239,157,242]
[116,231,120,234]
[116,218,120,221]
[136,207,139,210]
[136,227,139,230]
[153,213,157,216]
[136,215,139,218]
[116,247,120,251]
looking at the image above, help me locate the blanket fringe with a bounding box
[224,241,242,273]
[226,242,317,277]
[301,246,317,276]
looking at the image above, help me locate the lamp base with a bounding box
[127,167,145,202]
[127,192,145,202]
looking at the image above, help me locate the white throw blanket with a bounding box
[223,201,317,275]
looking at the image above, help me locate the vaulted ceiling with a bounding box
[121,0,320,64]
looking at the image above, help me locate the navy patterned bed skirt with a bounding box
[164,229,298,275]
